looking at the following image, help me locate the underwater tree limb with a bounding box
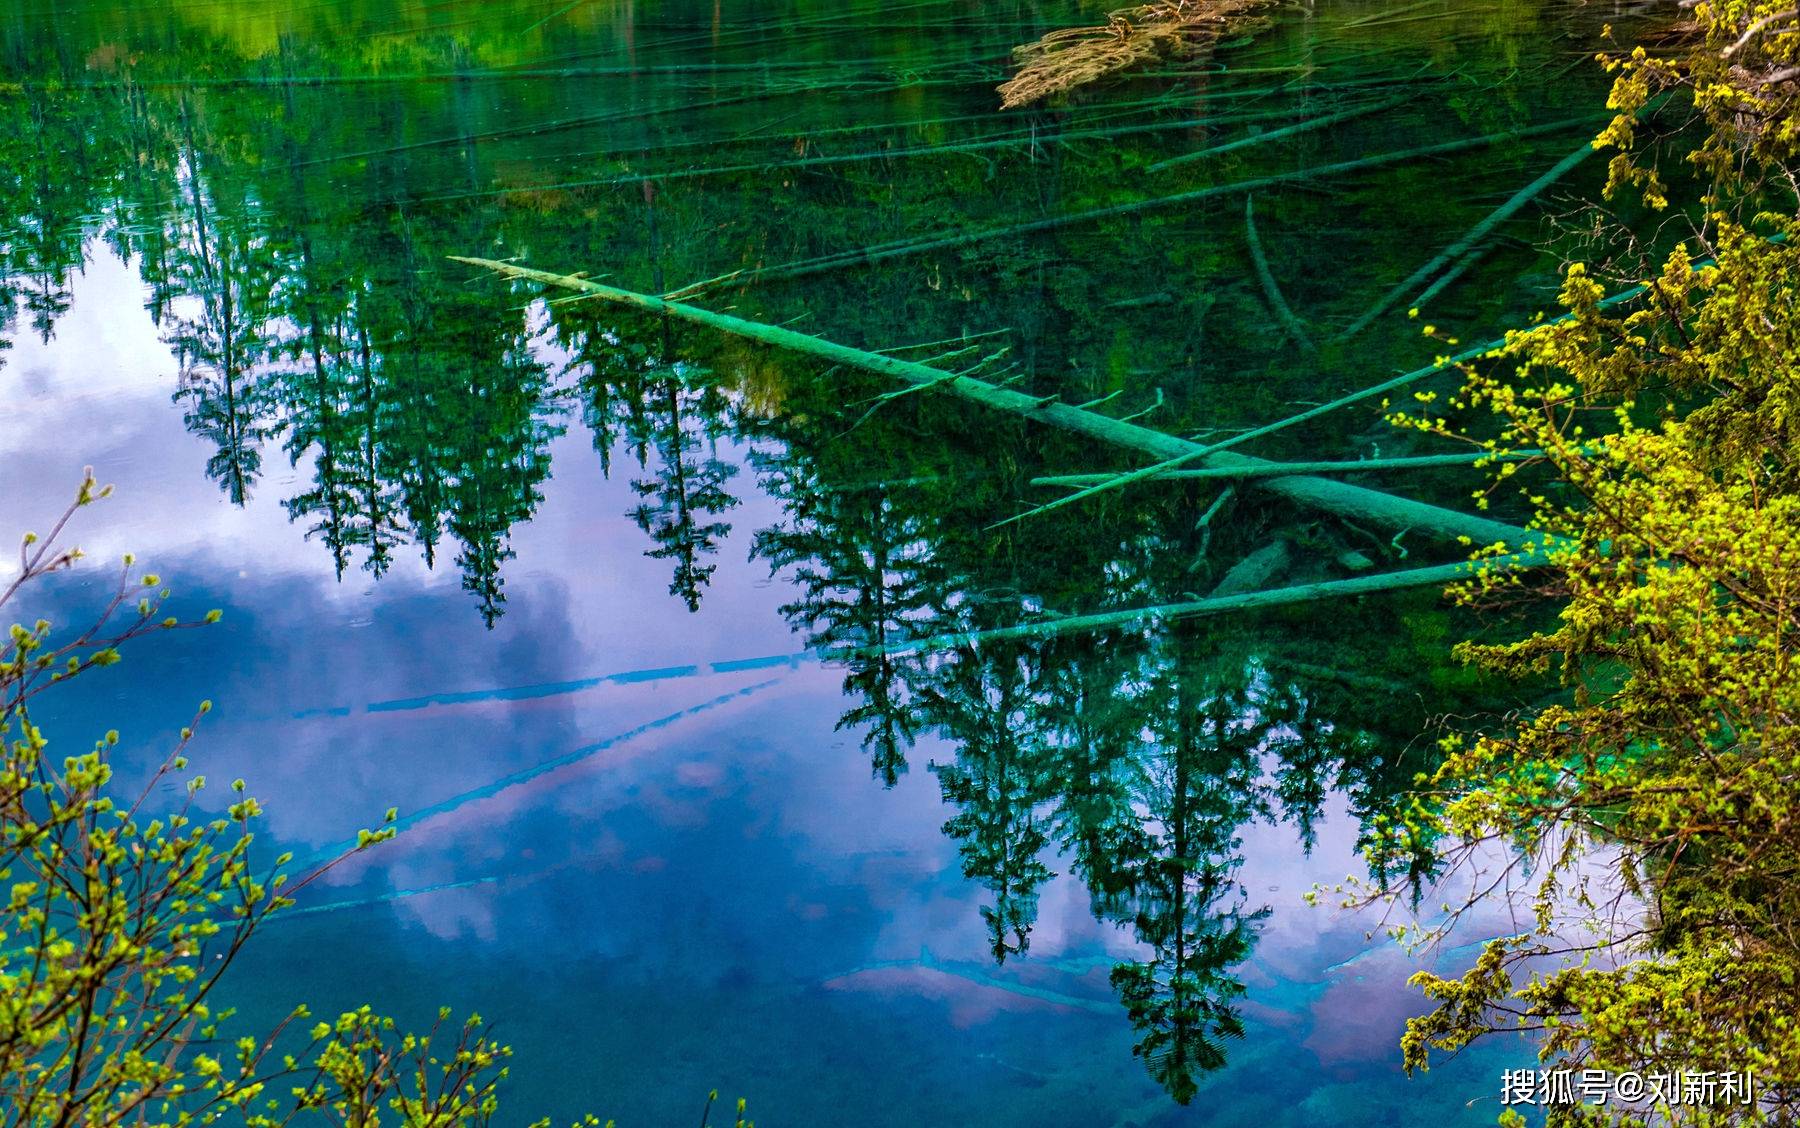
[993,257,1711,530]
[428,106,1323,201]
[671,113,1609,295]
[1243,195,1316,352]
[1338,134,1604,339]
[1408,242,1491,310]
[1339,0,1437,27]
[854,551,1546,656]
[452,256,1533,548]
[1145,90,1414,173]
[1032,447,1549,486]
[284,90,798,171]
[523,0,594,33]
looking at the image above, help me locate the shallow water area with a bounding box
[0,0,1641,1122]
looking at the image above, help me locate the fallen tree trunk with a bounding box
[1209,538,1295,596]
[993,254,1721,529]
[1338,134,1604,339]
[1337,92,1678,338]
[1146,90,1413,173]
[854,550,1544,656]
[670,113,1607,296]
[453,256,1533,548]
[1243,195,1316,352]
[1032,447,1550,486]
[442,104,1329,199]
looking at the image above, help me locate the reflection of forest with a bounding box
[2,63,571,623]
[753,384,1481,1099]
[0,0,1617,622]
[2,5,1573,1103]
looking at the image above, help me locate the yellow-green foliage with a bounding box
[1599,0,1800,206]
[0,478,680,1128]
[1369,4,1800,1122]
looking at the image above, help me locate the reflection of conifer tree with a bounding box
[264,84,361,578]
[0,73,148,348]
[0,86,102,342]
[165,101,283,505]
[1109,903,1259,1105]
[1042,643,1155,919]
[569,324,732,612]
[374,209,464,574]
[262,157,558,614]
[348,322,406,577]
[444,332,560,628]
[282,311,358,578]
[113,82,182,327]
[926,645,1058,962]
[1282,670,1446,894]
[1105,646,1271,1105]
[451,486,515,627]
[172,359,274,506]
[626,377,740,612]
[361,205,561,623]
[0,264,12,369]
[739,375,1018,786]
[562,316,646,481]
[277,223,358,578]
[1261,679,1358,853]
[266,96,403,579]
[387,336,455,570]
[556,308,740,613]
[751,449,942,785]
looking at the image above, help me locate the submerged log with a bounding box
[671,114,1608,296]
[1032,448,1551,486]
[1209,538,1295,596]
[1409,241,1491,311]
[452,256,1533,549]
[1243,195,1316,352]
[1338,134,1605,338]
[1146,90,1414,173]
[996,256,1701,529]
[855,551,1545,656]
[1338,93,1682,337]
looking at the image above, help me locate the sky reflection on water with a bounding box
[2,236,1538,1127]
[0,0,1627,1118]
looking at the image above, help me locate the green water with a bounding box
[0,0,1644,1122]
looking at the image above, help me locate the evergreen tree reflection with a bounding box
[166,100,284,505]
[750,428,947,785]
[626,375,739,612]
[0,21,1535,1104]
[560,308,742,614]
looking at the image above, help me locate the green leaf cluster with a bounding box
[1371,7,1800,1120]
[1,482,741,1127]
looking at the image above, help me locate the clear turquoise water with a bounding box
[0,0,1641,1122]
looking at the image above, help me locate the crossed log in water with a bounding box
[452,255,1551,635]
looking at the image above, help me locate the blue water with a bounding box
[0,0,1631,1121]
[4,249,1541,1128]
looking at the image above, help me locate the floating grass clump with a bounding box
[997,0,1271,109]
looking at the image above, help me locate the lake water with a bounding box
[0,0,1639,1123]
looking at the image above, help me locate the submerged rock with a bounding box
[1209,538,1293,597]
